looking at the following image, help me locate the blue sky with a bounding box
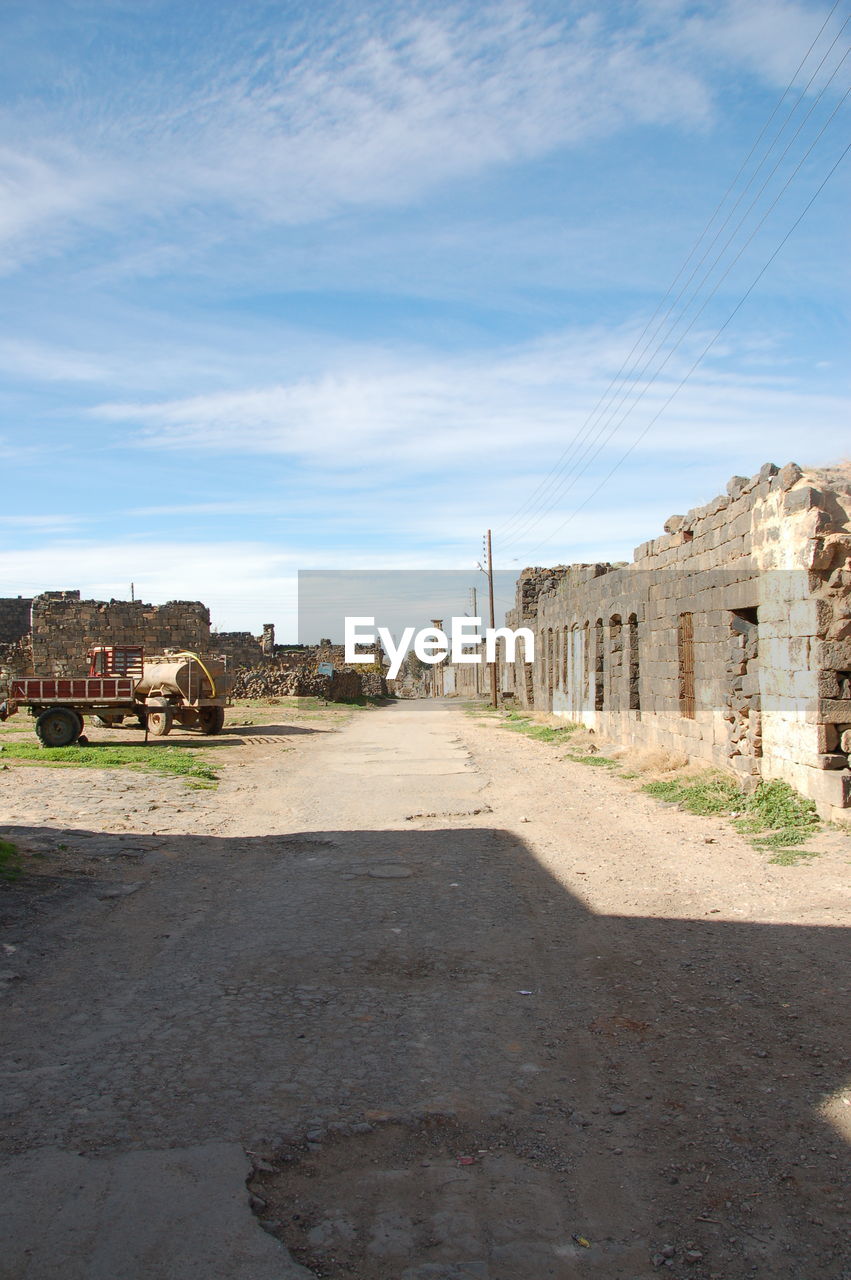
[0,0,848,634]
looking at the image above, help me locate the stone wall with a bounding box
[212,631,265,668]
[0,636,33,682]
[0,597,33,645]
[30,592,212,676]
[499,462,851,820]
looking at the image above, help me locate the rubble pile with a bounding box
[231,663,387,701]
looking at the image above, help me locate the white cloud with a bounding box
[92,324,851,478]
[0,0,741,267]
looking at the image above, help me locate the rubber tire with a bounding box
[198,706,226,735]
[146,708,174,737]
[35,707,80,748]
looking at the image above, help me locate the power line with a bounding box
[501,67,851,551]
[495,2,849,541]
[520,134,851,560]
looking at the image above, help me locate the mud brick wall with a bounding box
[499,462,851,820]
[0,597,33,645]
[30,593,212,676]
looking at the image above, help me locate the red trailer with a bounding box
[0,646,229,746]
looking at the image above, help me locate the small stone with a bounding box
[249,1193,267,1211]
[661,1245,676,1258]
[519,816,530,823]
[685,1251,704,1264]
[609,1102,627,1115]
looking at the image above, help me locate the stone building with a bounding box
[499,462,851,821]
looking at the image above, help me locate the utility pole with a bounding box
[130,582,135,603]
[486,530,498,709]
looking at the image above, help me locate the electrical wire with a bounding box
[495,2,850,543]
[519,135,851,560]
[500,70,851,551]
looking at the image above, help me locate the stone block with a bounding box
[815,754,849,770]
[816,639,851,668]
[819,698,851,723]
[800,767,851,810]
[784,486,822,515]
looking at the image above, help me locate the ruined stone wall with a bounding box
[212,631,265,668]
[30,591,212,676]
[0,597,33,645]
[0,636,33,682]
[501,462,851,820]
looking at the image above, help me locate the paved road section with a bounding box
[1,700,848,1279]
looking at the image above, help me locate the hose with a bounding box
[171,652,218,699]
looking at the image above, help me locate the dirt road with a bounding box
[1,699,849,1279]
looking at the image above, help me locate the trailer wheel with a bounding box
[146,707,174,737]
[35,707,80,748]
[198,706,226,735]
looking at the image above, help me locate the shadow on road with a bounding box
[0,821,848,1279]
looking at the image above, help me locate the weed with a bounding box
[643,772,821,861]
[0,838,21,880]
[0,743,218,788]
[643,772,740,816]
[567,754,619,767]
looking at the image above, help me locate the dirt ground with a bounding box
[0,697,849,1280]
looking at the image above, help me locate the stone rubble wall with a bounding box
[0,636,33,683]
[30,592,212,676]
[498,462,851,820]
[0,598,33,646]
[211,631,265,668]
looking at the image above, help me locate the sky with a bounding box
[0,0,848,636]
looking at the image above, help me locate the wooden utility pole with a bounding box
[486,529,498,708]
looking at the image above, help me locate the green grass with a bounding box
[643,771,741,815]
[0,743,219,788]
[0,838,21,880]
[567,753,620,767]
[500,709,583,743]
[643,771,821,862]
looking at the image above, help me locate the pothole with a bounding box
[247,1115,583,1279]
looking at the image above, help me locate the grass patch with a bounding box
[643,771,821,862]
[0,743,219,788]
[643,771,741,816]
[500,709,583,744]
[0,838,21,880]
[462,701,500,718]
[567,753,620,767]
